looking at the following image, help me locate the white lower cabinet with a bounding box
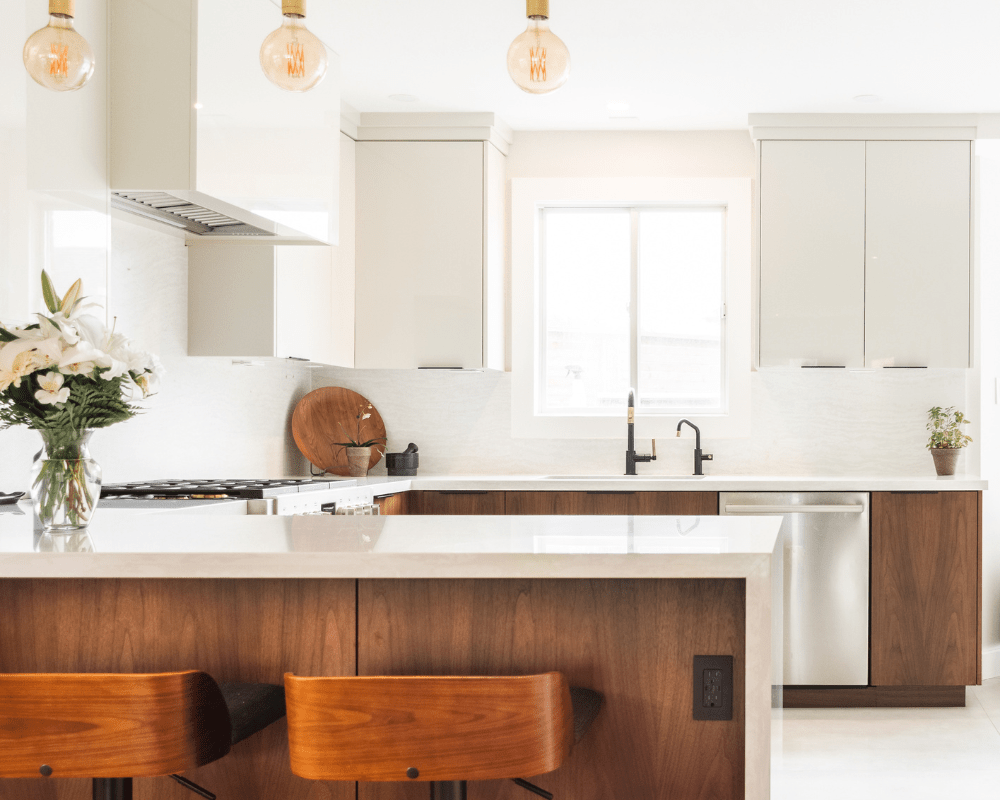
[355,140,505,369]
[187,242,339,364]
[759,139,971,369]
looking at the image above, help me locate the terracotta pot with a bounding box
[930,448,961,477]
[346,446,372,478]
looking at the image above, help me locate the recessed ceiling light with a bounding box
[389,94,419,103]
[193,102,204,110]
[853,94,882,104]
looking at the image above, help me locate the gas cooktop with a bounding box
[101,478,355,500]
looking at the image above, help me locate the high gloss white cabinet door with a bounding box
[355,141,485,369]
[759,140,866,367]
[188,243,336,363]
[865,141,971,368]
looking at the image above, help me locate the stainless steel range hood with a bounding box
[110,0,339,245]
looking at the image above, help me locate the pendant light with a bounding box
[260,0,328,93]
[507,0,570,94]
[23,0,95,93]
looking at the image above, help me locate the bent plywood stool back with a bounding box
[0,671,232,779]
[285,672,601,799]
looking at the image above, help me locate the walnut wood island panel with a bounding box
[0,511,779,800]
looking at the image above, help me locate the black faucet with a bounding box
[625,390,656,475]
[676,419,713,476]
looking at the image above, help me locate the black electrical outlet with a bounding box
[693,655,733,720]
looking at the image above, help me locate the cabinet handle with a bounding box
[585,491,636,496]
[436,491,489,495]
[724,504,865,514]
[800,365,846,369]
[883,366,928,369]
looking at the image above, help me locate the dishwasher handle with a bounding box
[724,504,865,514]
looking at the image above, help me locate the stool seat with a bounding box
[219,682,287,746]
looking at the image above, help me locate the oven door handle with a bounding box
[724,504,865,514]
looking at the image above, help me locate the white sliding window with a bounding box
[539,206,726,416]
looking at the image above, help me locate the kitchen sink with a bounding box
[541,475,706,480]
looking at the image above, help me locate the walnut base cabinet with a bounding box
[870,491,981,687]
[504,491,718,516]
[407,491,507,515]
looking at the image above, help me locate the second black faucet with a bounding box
[676,419,713,476]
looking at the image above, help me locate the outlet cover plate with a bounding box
[693,654,734,721]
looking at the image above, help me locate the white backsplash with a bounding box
[0,218,311,492]
[310,366,971,478]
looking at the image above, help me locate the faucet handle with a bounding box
[703,453,713,461]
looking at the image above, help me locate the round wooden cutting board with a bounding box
[291,387,386,475]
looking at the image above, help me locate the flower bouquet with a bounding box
[0,272,162,530]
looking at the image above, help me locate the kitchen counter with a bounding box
[355,474,987,493]
[0,511,779,579]
[0,511,778,800]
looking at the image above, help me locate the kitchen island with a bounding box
[0,512,780,800]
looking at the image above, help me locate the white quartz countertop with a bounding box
[354,474,987,493]
[0,512,780,580]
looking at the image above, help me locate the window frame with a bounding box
[537,204,728,417]
[511,177,752,440]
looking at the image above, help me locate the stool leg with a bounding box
[430,780,467,800]
[92,778,132,800]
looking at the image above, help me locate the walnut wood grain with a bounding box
[374,493,409,515]
[286,673,573,782]
[291,387,386,475]
[504,491,718,515]
[781,687,876,708]
[782,685,966,708]
[0,671,231,778]
[0,579,356,800]
[358,578,745,800]
[871,491,980,686]
[407,491,506,515]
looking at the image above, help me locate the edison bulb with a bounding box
[507,18,570,94]
[23,12,95,92]
[260,14,328,92]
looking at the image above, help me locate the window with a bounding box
[540,206,725,415]
[512,177,751,439]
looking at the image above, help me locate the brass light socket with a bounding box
[282,0,306,17]
[526,0,549,19]
[49,0,75,17]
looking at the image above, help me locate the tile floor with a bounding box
[772,678,1000,798]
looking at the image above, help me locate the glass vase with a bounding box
[31,429,102,532]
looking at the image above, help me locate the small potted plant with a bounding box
[926,406,972,476]
[335,402,386,477]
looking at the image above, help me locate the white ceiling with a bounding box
[303,0,1000,131]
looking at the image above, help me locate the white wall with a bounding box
[977,142,1000,674]
[318,129,972,479]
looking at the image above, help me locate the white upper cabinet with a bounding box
[759,138,971,369]
[760,140,866,367]
[355,138,506,369]
[864,141,971,368]
[188,243,338,364]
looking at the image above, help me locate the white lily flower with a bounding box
[58,342,106,376]
[0,335,62,390]
[35,371,71,405]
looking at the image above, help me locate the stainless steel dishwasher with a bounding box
[720,492,869,686]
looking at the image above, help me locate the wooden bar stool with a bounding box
[0,671,286,800]
[285,672,602,800]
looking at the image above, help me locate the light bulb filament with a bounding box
[529,44,547,82]
[49,42,69,78]
[286,41,305,77]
